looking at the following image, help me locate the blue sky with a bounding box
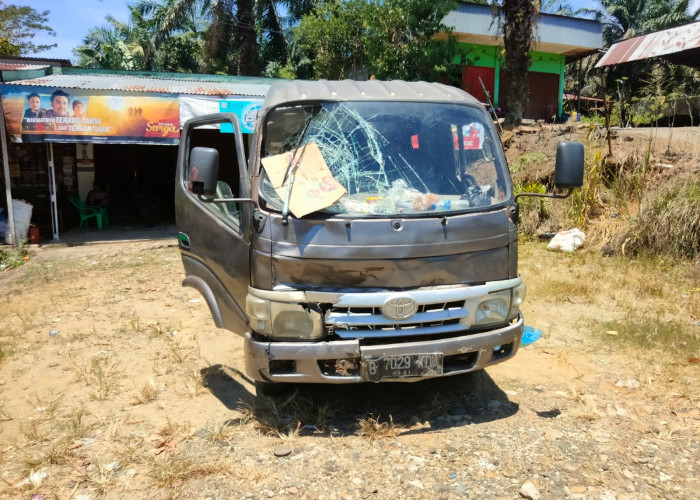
[28,0,700,62]
[30,0,132,61]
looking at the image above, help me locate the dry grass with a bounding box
[238,391,334,437]
[0,232,698,497]
[633,177,700,259]
[599,316,700,354]
[356,414,403,440]
[132,379,159,405]
[147,452,226,489]
[75,355,122,401]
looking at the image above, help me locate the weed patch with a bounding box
[75,355,121,401]
[356,414,402,440]
[510,152,547,174]
[599,316,700,354]
[633,178,700,259]
[147,453,225,489]
[239,391,334,437]
[0,246,28,271]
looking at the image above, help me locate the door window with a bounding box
[185,126,243,226]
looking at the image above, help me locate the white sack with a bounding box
[547,228,586,252]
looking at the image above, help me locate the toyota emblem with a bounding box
[382,296,418,321]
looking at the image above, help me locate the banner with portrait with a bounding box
[1,85,181,145]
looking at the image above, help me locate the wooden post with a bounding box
[600,68,613,157]
[0,94,17,246]
[577,59,582,115]
[47,142,60,240]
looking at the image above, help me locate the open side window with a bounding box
[182,118,249,229]
[175,113,251,334]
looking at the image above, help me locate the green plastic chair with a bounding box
[69,197,109,230]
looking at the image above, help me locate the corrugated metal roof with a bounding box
[596,21,700,68]
[3,73,272,96]
[0,56,71,67]
[263,79,479,115]
[0,63,49,71]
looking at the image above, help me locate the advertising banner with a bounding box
[219,99,263,133]
[2,85,180,145]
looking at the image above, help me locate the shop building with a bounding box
[1,67,274,242]
[444,2,603,120]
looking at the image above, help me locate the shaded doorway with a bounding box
[93,144,178,226]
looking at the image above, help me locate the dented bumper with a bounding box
[244,313,524,383]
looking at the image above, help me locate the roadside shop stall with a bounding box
[1,70,271,244]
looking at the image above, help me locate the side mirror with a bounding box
[554,141,584,189]
[188,147,219,195]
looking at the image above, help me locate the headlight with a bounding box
[246,294,324,340]
[474,289,511,326]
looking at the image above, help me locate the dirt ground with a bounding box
[0,126,699,500]
[503,123,699,191]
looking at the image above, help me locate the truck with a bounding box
[174,79,583,391]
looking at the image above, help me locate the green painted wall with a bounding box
[458,43,566,115]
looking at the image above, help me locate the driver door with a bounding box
[175,113,252,334]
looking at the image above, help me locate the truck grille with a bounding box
[327,300,469,339]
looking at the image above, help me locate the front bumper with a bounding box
[244,314,524,383]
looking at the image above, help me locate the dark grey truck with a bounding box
[175,79,583,388]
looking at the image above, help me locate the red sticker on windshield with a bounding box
[411,134,419,149]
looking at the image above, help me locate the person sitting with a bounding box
[86,183,111,207]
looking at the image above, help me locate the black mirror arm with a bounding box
[514,187,574,204]
[197,195,257,205]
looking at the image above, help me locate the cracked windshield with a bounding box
[260,101,511,217]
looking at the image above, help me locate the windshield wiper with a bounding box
[281,117,312,225]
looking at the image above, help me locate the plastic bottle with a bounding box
[431,199,471,210]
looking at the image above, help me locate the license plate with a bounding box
[361,353,443,382]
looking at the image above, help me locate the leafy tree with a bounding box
[258,0,288,71]
[492,0,539,127]
[295,0,463,83]
[0,1,56,55]
[0,35,19,56]
[75,22,143,70]
[574,0,700,123]
[77,0,322,76]
[590,0,697,46]
[75,0,206,72]
[294,0,368,79]
[365,0,464,84]
[131,0,207,70]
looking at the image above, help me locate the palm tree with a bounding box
[495,0,540,127]
[587,0,697,46]
[74,18,145,70]
[132,0,207,72]
[77,0,323,76]
[577,0,699,124]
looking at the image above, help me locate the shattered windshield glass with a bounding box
[259,101,510,217]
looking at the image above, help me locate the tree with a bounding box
[575,0,700,123]
[540,0,574,15]
[493,0,539,127]
[365,0,464,84]
[295,0,463,83]
[74,22,144,70]
[0,36,19,56]
[77,0,320,76]
[294,0,369,79]
[591,0,697,46]
[0,1,56,55]
[75,0,206,72]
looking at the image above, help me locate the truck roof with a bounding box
[262,79,480,113]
